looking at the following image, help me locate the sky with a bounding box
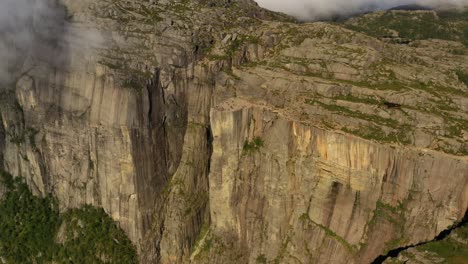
[255,0,468,20]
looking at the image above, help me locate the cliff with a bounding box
[0,0,466,263]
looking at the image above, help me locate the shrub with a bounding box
[0,171,137,264]
[243,137,264,153]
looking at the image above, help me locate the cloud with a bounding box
[0,0,67,89]
[0,0,103,90]
[255,0,468,20]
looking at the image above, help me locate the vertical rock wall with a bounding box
[206,105,468,264]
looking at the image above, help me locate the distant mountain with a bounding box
[389,4,433,11]
[344,8,468,46]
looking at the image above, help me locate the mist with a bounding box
[255,0,468,20]
[0,0,103,91]
[0,0,68,89]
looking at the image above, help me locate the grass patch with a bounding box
[343,125,411,144]
[226,38,244,57]
[369,200,406,228]
[299,213,355,254]
[417,224,468,263]
[366,200,410,253]
[305,99,402,129]
[191,223,209,254]
[243,137,264,153]
[334,94,381,105]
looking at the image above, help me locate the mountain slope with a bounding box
[0,0,466,263]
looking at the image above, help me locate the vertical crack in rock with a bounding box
[206,124,214,180]
[0,112,4,170]
[147,69,164,128]
[131,69,170,247]
[152,68,216,262]
[371,210,468,264]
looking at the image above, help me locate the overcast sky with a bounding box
[255,0,468,20]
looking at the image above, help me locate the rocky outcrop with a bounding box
[200,104,467,263]
[0,0,467,263]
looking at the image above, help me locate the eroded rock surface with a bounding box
[0,0,466,263]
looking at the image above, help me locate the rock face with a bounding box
[0,0,467,263]
[206,105,466,263]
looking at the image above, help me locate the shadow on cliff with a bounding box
[371,210,468,264]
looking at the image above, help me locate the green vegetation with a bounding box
[97,57,153,91]
[334,94,381,105]
[417,224,468,263]
[243,137,264,153]
[226,38,244,57]
[214,34,262,60]
[305,98,412,144]
[456,69,468,87]
[8,127,38,147]
[256,254,267,263]
[368,200,406,228]
[58,206,137,263]
[191,226,214,260]
[0,171,59,263]
[299,213,355,254]
[0,171,137,264]
[367,200,410,253]
[223,68,241,80]
[201,238,212,252]
[346,10,468,46]
[342,125,411,144]
[191,223,209,253]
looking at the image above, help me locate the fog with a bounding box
[0,0,66,88]
[255,0,468,20]
[0,0,102,90]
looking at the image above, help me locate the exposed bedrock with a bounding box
[204,105,467,263]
